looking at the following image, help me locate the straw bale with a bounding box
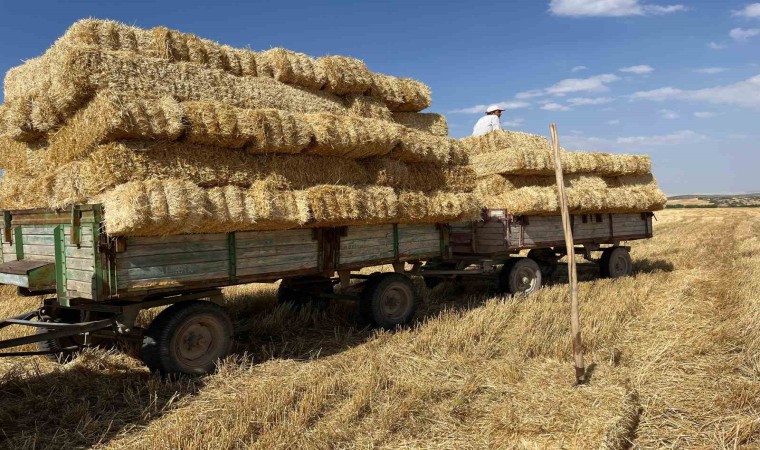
[342,94,393,122]
[0,170,53,210]
[462,130,651,177]
[393,129,459,164]
[363,158,476,193]
[478,173,667,215]
[304,185,395,227]
[184,102,313,154]
[46,91,184,164]
[370,73,431,112]
[316,56,373,95]
[257,48,326,90]
[397,191,481,224]
[99,178,311,236]
[0,138,48,173]
[392,112,448,136]
[304,113,401,159]
[3,48,352,136]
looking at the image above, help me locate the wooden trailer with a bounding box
[0,205,654,375]
[0,205,445,375]
[419,209,654,294]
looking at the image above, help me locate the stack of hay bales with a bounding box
[461,130,666,215]
[0,19,477,236]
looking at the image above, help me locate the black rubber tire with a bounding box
[498,258,542,296]
[141,301,233,376]
[528,248,560,279]
[359,273,419,329]
[599,247,633,278]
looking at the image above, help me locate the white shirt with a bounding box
[472,115,501,136]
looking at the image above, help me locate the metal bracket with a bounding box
[3,211,11,244]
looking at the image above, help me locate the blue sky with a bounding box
[0,0,758,195]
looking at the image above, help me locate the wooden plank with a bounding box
[67,268,94,283]
[22,234,55,245]
[118,271,230,290]
[66,280,93,299]
[341,251,395,265]
[17,225,59,235]
[23,254,56,262]
[118,250,230,269]
[237,253,318,270]
[116,260,230,282]
[22,244,55,256]
[128,233,227,246]
[237,261,317,277]
[236,245,317,260]
[66,247,95,259]
[341,237,393,249]
[66,258,94,271]
[120,241,229,257]
[236,229,314,246]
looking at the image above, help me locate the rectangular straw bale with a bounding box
[99,178,311,236]
[44,142,374,208]
[316,56,373,95]
[303,113,401,158]
[370,73,431,112]
[305,185,390,227]
[460,130,553,156]
[3,48,352,137]
[392,112,448,136]
[343,94,393,122]
[0,137,48,173]
[392,129,456,164]
[0,170,54,210]
[479,173,667,215]
[363,158,476,192]
[257,48,326,90]
[397,191,481,224]
[184,102,314,153]
[46,91,184,164]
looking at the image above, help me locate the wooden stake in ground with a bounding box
[550,123,586,384]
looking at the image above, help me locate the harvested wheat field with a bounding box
[0,208,757,449]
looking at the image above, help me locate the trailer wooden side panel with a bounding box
[236,229,318,277]
[398,224,440,258]
[63,225,95,299]
[340,225,395,266]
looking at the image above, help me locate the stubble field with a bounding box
[0,208,757,449]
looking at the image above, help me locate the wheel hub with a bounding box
[174,319,221,367]
[381,286,411,320]
[515,267,537,292]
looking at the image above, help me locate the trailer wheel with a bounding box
[498,258,542,296]
[142,301,233,376]
[600,247,633,278]
[360,273,418,329]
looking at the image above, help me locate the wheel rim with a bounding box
[514,266,539,293]
[610,252,632,277]
[172,314,226,370]
[379,284,413,321]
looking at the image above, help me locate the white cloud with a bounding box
[567,96,613,105]
[616,130,706,146]
[548,0,685,17]
[631,74,760,108]
[503,118,524,127]
[708,41,727,50]
[694,111,717,118]
[541,102,572,111]
[607,119,621,125]
[546,74,620,95]
[694,67,727,74]
[449,101,531,114]
[619,64,655,74]
[659,109,679,119]
[515,89,544,99]
[571,65,588,72]
[730,27,760,41]
[733,3,760,18]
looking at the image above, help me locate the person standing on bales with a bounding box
[472,105,504,136]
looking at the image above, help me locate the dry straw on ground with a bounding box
[392,112,448,136]
[97,178,479,236]
[477,173,667,215]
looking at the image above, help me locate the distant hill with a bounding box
[666,193,760,208]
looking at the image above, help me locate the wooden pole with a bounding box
[550,123,586,385]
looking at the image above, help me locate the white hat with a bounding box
[486,104,504,113]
